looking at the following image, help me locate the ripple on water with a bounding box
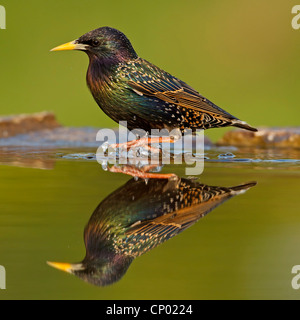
[57,149,300,167]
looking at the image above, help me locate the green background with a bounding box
[0,0,299,142]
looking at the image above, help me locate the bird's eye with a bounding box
[91,40,100,47]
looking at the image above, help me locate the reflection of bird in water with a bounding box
[48,178,256,286]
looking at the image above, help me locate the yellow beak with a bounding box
[47,261,73,273]
[50,40,87,52]
[47,261,84,273]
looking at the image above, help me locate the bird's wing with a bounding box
[124,185,234,249]
[122,193,229,258]
[126,202,214,239]
[124,181,256,250]
[126,58,237,120]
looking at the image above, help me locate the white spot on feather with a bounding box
[132,88,143,96]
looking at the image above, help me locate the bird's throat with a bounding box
[86,54,116,90]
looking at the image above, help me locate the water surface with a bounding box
[0,146,299,299]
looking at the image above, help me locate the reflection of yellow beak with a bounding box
[47,261,73,273]
[50,40,87,52]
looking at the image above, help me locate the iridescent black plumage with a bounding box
[48,178,256,286]
[52,27,257,133]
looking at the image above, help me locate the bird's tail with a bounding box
[231,119,258,132]
[229,181,257,195]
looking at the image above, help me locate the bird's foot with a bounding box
[107,164,177,180]
[110,136,175,152]
[101,136,177,178]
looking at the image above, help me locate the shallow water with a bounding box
[0,145,300,300]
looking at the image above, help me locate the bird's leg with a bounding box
[110,136,175,152]
[108,164,177,179]
[142,144,162,154]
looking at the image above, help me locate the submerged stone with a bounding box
[217,127,300,148]
[0,112,61,138]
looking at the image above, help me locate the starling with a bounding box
[47,178,256,286]
[51,27,257,147]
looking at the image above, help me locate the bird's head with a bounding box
[47,254,134,287]
[51,26,138,61]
